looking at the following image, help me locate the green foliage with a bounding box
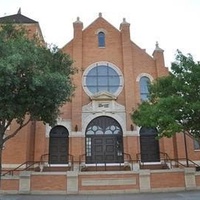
[132,50,200,139]
[0,24,75,134]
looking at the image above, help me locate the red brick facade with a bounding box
[1,12,200,194]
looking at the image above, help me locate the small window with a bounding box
[140,76,150,101]
[98,32,105,47]
[194,139,200,150]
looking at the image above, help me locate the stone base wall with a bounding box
[1,168,200,194]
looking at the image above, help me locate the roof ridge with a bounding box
[0,12,38,24]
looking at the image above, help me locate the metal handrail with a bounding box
[40,153,50,164]
[136,152,172,168]
[79,152,133,171]
[2,160,40,176]
[171,158,200,168]
[40,153,74,171]
[160,152,172,169]
[187,158,200,167]
[136,152,200,169]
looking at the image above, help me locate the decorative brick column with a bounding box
[67,171,78,194]
[19,171,31,194]
[139,170,151,192]
[184,168,196,190]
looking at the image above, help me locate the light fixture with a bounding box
[75,125,78,132]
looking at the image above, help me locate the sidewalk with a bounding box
[1,190,200,200]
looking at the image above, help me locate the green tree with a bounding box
[0,24,75,176]
[132,50,200,140]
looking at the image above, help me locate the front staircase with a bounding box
[2,153,74,176]
[2,152,200,176]
[140,163,169,170]
[79,152,133,172]
[137,152,200,171]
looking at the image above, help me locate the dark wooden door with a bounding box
[49,137,68,164]
[49,126,69,164]
[92,136,120,163]
[140,135,160,162]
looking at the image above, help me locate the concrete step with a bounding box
[35,166,71,172]
[81,165,131,172]
[140,163,169,170]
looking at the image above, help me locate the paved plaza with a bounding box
[1,190,200,200]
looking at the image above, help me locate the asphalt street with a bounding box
[0,190,200,200]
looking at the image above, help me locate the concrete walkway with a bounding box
[1,190,200,200]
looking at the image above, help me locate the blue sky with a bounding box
[0,0,200,68]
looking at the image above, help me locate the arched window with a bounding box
[98,32,105,47]
[140,76,150,101]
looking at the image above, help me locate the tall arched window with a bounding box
[140,76,150,101]
[98,32,105,47]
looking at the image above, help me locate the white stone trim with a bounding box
[136,73,153,82]
[2,164,23,169]
[82,177,136,186]
[45,119,71,137]
[95,28,107,35]
[82,112,126,135]
[82,98,126,135]
[70,131,85,137]
[124,130,139,137]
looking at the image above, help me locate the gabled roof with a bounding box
[0,9,38,24]
[84,13,119,33]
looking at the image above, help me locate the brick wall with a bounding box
[1,169,200,194]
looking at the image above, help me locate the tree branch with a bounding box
[3,116,32,143]
[4,119,13,132]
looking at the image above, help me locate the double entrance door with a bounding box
[85,116,123,164]
[90,135,123,163]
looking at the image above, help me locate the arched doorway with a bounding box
[85,116,123,164]
[49,125,69,164]
[140,127,160,162]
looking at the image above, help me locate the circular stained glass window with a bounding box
[83,62,123,96]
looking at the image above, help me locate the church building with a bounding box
[1,10,200,194]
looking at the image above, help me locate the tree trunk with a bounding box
[0,147,2,188]
[0,132,4,188]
